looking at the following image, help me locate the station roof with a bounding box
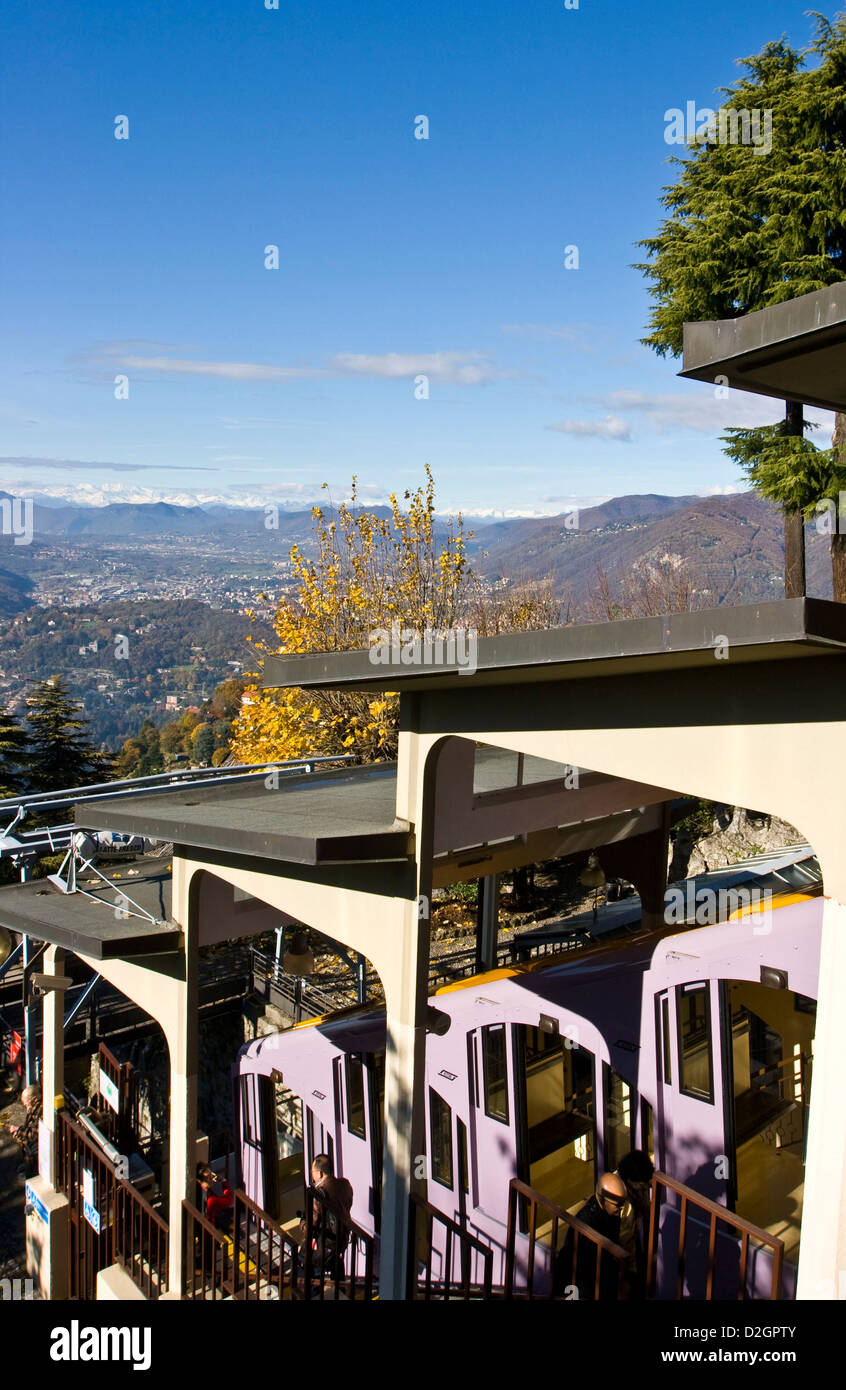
[679,281,846,412]
[259,598,846,694]
[74,761,414,865]
[0,862,181,959]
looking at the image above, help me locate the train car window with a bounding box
[457,1117,469,1195]
[306,1107,315,1168]
[482,1023,510,1124]
[429,1089,453,1188]
[640,1098,654,1165]
[241,1073,259,1146]
[346,1053,367,1139]
[603,1064,632,1171]
[660,994,672,1085]
[677,983,714,1102]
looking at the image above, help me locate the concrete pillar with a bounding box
[601,801,672,933]
[165,928,198,1297]
[41,945,64,1186]
[378,965,428,1300]
[25,943,70,1300]
[797,888,846,1299]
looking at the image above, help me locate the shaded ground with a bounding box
[0,1072,28,1283]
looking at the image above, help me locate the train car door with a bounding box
[240,1072,278,1213]
[655,980,727,1196]
[467,1021,518,1228]
[333,1051,375,1231]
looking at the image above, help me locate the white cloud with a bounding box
[331,351,506,385]
[118,356,320,382]
[595,389,835,436]
[546,415,632,441]
[91,348,510,388]
[0,455,215,472]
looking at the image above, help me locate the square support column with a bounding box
[41,945,64,1185]
[797,891,846,1299]
[165,934,199,1297]
[378,1002,427,1299]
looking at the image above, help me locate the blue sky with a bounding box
[0,0,835,516]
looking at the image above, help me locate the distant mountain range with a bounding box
[0,488,835,611]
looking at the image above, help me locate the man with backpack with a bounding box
[301,1154,353,1282]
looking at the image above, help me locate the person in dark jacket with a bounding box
[553,1172,627,1299]
[8,1085,42,1177]
[301,1154,354,1279]
[617,1149,655,1297]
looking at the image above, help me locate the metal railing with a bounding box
[114,1178,169,1298]
[302,1185,376,1301]
[57,1107,169,1300]
[182,1187,377,1301]
[504,1177,629,1300]
[428,927,591,990]
[182,1199,234,1300]
[646,1171,785,1301]
[407,1192,494,1299]
[232,1189,304,1300]
[250,947,344,1020]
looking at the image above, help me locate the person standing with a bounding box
[553,1172,627,1299]
[8,1085,42,1178]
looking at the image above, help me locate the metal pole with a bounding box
[356,954,367,1005]
[22,936,33,1087]
[475,875,499,973]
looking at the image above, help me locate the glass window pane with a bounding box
[482,1024,509,1124]
[429,1089,453,1188]
[604,1064,632,1171]
[678,984,713,1101]
[661,995,672,1085]
[346,1053,366,1138]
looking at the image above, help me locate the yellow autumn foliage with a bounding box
[231,468,564,765]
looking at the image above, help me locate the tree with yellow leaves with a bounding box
[231,468,563,764]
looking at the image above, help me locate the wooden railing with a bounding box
[646,1171,785,1300]
[504,1178,629,1300]
[233,1189,303,1300]
[57,1107,169,1300]
[182,1199,233,1301]
[114,1180,169,1298]
[181,1188,377,1300]
[407,1192,493,1299]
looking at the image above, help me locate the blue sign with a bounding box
[25,1182,48,1224]
[83,1200,101,1234]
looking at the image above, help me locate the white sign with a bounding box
[99,1071,119,1114]
[82,1168,101,1233]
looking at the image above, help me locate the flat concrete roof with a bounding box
[74,761,414,865]
[259,598,846,694]
[680,282,846,412]
[0,862,181,959]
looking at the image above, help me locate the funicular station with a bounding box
[3,284,846,1303]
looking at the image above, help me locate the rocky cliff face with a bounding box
[670,807,807,881]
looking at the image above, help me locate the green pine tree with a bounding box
[25,677,111,792]
[635,15,846,598]
[0,707,30,799]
